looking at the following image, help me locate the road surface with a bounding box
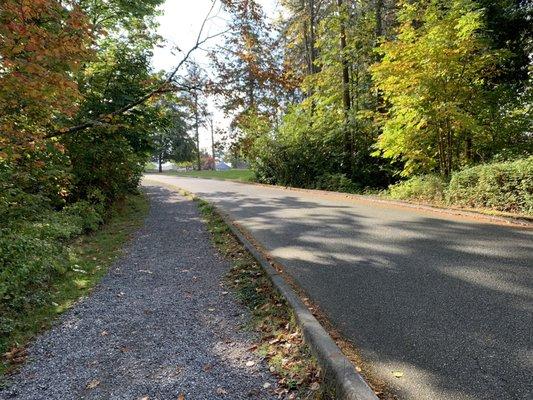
[144,174,533,400]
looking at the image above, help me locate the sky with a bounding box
[152,0,280,151]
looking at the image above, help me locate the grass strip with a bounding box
[195,196,333,400]
[154,169,254,182]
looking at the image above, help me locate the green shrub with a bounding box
[388,175,446,202]
[0,198,105,337]
[446,157,533,214]
[315,173,359,193]
[0,229,68,335]
[63,200,104,232]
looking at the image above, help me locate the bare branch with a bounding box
[46,1,223,139]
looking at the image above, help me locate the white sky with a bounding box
[152,0,280,151]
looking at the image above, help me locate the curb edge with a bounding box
[215,207,379,400]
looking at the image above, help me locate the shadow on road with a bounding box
[183,187,532,400]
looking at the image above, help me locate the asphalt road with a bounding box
[144,174,533,400]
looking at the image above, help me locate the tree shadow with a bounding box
[157,181,532,400]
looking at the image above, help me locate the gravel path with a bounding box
[0,185,279,400]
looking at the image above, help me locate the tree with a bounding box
[211,0,286,157]
[0,0,92,209]
[181,63,209,170]
[371,0,509,176]
[0,0,91,152]
[151,102,194,172]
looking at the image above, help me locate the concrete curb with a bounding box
[214,207,379,400]
[143,178,379,398]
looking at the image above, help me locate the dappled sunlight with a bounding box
[442,267,533,302]
[371,360,479,400]
[145,176,533,400]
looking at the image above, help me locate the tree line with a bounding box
[213,0,531,190]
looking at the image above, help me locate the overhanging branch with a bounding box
[46,1,224,139]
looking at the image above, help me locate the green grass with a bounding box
[163,169,254,182]
[1,194,149,376]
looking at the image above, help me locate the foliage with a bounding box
[240,0,397,190]
[315,173,359,193]
[388,175,446,203]
[151,102,195,170]
[0,0,92,154]
[212,0,291,162]
[0,198,104,343]
[238,0,530,203]
[386,158,533,214]
[371,0,511,176]
[65,22,161,201]
[446,157,533,214]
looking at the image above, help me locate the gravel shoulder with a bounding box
[0,185,278,400]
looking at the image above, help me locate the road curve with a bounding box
[144,174,533,400]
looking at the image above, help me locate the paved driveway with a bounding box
[144,174,533,400]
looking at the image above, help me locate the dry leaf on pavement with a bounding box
[85,379,100,389]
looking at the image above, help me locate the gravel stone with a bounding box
[0,185,279,400]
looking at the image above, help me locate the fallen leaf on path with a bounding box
[100,330,108,336]
[392,371,404,378]
[262,382,271,389]
[216,387,228,395]
[3,346,28,364]
[245,360,255,367]
[139,397,149,400]
[310,382,320,391]
[85,379,100,389]
[177,394,185,400]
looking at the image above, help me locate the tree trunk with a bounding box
[466,135,473,163]
[248,70,255,108]
[308,0,317,75]
[158,153,162,173]
[210,118,216,171]
[194,92,201,171]
[375,0,383,37]
[338,0,352,176]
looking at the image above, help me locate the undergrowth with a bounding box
[0,194,149,377]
